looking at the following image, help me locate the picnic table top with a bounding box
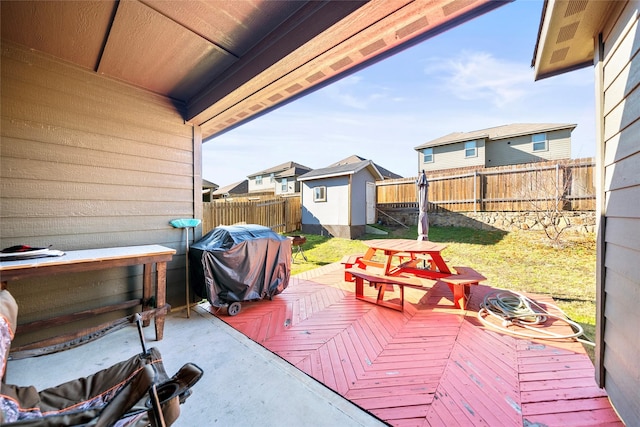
[362,239,447,253]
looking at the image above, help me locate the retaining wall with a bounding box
[377,207,596,234]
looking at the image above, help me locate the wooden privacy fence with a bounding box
[377,158,595,212]
[202,196,301,234]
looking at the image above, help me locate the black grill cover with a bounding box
[189,224,291,307]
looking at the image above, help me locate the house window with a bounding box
[465,141,477,158]
[281,178,288,192]
[313,186,326,202]
[255,175,262,185]
[532,133,548,151]
[270,173,275,183]
[423,148,433,163]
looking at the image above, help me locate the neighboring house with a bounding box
[298,159,384,239]
[247,161,313,195]
[533,1,639,425]
[328,155,403,179]
[202,179,219,202]
[414,123,576,172]
[211,180,248,200]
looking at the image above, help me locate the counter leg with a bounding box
[155,262,167,341]
[142,263,152,327]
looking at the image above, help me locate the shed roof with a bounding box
[329,155,402,179]
[202,179,219,190]
[414,123,576,150]
[247,161,312,178]
[297,159,383,182]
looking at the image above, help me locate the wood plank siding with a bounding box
[596,2,640,425]
[1,42,199,347]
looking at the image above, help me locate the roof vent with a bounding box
[360,39,386,57]
[306,71,325,83]
[557,22,579,43]
[330,56,353,71]
[396,16,429,39]
[565,0,587,17]
[550,47,569,64]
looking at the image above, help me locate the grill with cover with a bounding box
[189,224,291,316]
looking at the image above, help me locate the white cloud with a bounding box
[425,51,533,107]
[319,75,396,110]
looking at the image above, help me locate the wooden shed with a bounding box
[533,1,640,425]
[298,160,383,239]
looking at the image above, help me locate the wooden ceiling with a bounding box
[1,0,508,141]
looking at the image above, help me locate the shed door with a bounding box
[366,182,376,224]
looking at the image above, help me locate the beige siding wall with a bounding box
[420,140,485,172]
[598,2,640,425]
[485,129,572,167]
[248,175,276,193]
[1,42,198,345]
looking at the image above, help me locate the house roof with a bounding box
[202,179,219,190]
[0,1,508,142]
[414,123,577,150]
[328,155,402,179]
[247,161,312,178]
[297,159,383,182]
[212,180,249,196]
[531,0,618,81]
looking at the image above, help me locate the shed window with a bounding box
[281,178,288,192]
[423,148,433,163]
[256,175,262,185]
[464,141,477,158]
[532,133,548,152]
[314,186,326,202]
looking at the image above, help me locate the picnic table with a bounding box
[345,239,485,311]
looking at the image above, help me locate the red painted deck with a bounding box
[206,264,622,426]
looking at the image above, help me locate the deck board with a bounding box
[207,264,623,426]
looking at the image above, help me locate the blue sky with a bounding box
[202,0,596,186]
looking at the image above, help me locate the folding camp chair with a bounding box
[1,290,202,426]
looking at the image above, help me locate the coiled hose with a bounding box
[477,289,594,346]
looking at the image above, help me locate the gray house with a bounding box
[414,123,576,172]
[298,159,384,239]
[247,161,313,195]
[202,179,219,202]
[533,1,640,425]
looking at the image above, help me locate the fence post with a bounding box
[473,170,477,213]
[555,163,564,212]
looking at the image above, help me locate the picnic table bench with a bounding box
[345,267,437,312]
[340,254,364,282]
[439,266,486,310]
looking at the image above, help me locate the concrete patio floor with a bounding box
[5,299,386,426]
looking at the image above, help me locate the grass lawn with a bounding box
[287,225,597,360]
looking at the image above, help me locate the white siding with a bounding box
[598,2,640,425]
[248,174,276,193]
[301,176,350,226]
[1,42,198,346]
[350,169,376,226]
